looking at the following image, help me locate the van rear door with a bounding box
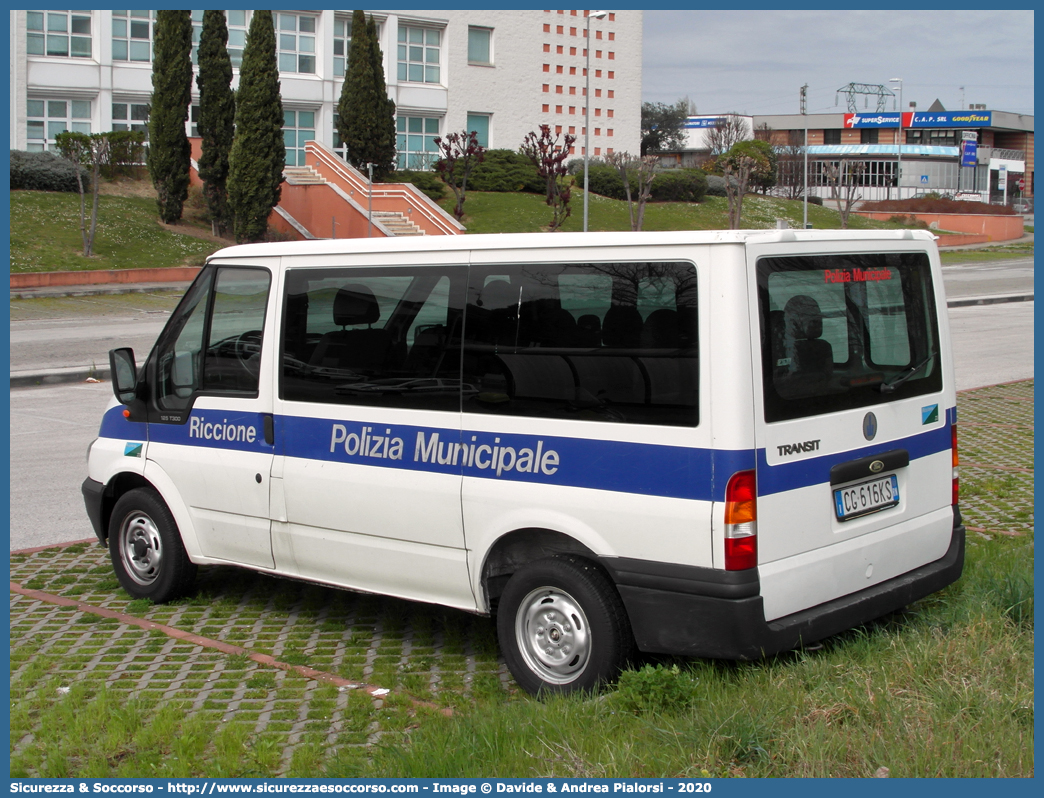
[746,236,956,622]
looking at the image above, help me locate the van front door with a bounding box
[145,266,277,568]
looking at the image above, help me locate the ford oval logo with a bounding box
[870,460,885,473]
[863,412,878,441]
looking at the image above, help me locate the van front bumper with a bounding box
[82,477,107,544]
[602,518,965,660]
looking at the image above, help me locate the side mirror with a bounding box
[109,348,137,404]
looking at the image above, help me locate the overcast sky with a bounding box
[642,9,1035,118]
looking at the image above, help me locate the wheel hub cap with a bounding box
[515,588,591,685]
[120,512,163,586]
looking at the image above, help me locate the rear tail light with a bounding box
[951,424,959,506]
[724,469,757,570]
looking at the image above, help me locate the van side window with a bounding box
[462,262,699,427]
[758,252,941,422]
[280,266,466,411]
[154,266,271,410]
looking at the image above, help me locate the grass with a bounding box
[444,190,908,235]
[9,190,222,273]
[939,241,1034,264]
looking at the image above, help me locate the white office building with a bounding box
[10,9,643,168]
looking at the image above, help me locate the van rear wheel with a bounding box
[109,488,196,603]
[497,556,633,695]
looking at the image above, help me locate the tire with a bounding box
[497,556,634,695]
[108,487,197,602]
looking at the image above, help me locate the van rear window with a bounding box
[758,252,941,422]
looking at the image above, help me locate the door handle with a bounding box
[263,414,275,446]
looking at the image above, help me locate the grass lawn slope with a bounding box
[10,189,223,273]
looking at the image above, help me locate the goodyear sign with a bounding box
[844,111,993,128]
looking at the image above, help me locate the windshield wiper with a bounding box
[879,354,933,393]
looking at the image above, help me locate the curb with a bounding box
[11,281,193,300]
[946,292,1034,308]
[11,361,144,389]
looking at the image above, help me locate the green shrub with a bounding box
[468,149,543,193]
[10,150,87,192]
[386,169,446,202]
[583,164,628,199]
[610,663,697,714]
[103,130,147,178]
[649,168,707,203]
[705,174,728,197]
[804,194,824,206]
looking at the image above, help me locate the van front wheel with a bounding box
[497,557,633,695]
[109,488,196,603]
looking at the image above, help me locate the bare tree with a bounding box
[55,131,110,257]
[520,125,576,231]
[433,129,486,220]
[707,113,750,157]
[825,160,866,228]
[605,151,657,231]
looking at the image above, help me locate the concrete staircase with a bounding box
[283,165,326,185]
[371,211,424,236]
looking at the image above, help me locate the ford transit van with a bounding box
[83,230,963,694]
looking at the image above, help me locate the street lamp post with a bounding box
[890,78,903,201]
[583,10,607,232]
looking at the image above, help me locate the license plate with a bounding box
[834,474,900,521]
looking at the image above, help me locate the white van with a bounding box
[83,230,964,694]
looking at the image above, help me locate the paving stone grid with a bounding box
[9,380,1033,776]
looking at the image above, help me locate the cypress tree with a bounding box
[367,14,397,179]
[148,10,193,223]
[337,10,396,179]
[227,10,284,243]
[196,10,235,237]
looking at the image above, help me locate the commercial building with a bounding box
[9,9,642,167]
[755,108,1033,203]
[662,107,1032,204]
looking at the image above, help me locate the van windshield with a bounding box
[758,252,941,422]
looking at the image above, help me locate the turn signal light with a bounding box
[724,469,757,571]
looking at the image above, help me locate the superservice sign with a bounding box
[844,111,993,128]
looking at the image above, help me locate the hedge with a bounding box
[466,149,543,194]
[10,150,87,192]
[581,165,708,203]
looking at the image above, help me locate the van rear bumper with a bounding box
[605,518,965,660]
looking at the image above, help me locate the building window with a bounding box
[333,16,353,77]
[396,115,440,170]
[219,10,251,68]
[398,26,441,84]
[112,10,154,62]
[283,109,316,167]
[112,102,150,136]
[466,114,490,148]
[861,128,879,145]
[27,10,92,58]
[27,98,91,151]
[332,113,348,161]
[277,13,316,74]
[905,129,959,147]
[468,26,492,65]
[823,129,842,145]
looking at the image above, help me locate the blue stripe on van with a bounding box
[99,405,149,440]
[101,405,954,503]
[280,414,754,503]
[755,413,954,497]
